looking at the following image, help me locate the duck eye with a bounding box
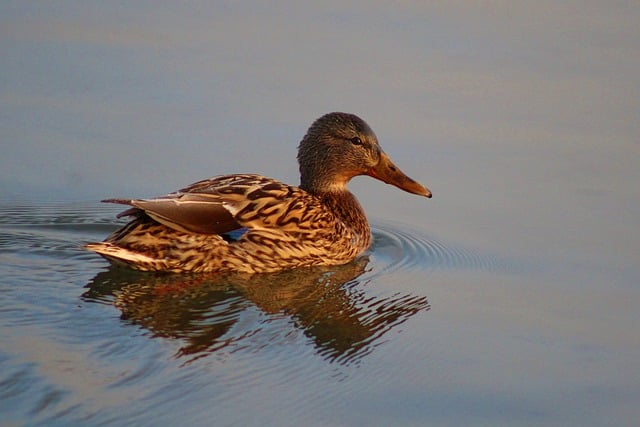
[350,136,363,146]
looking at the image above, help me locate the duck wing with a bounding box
[103,174,311,235]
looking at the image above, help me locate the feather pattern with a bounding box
[85,112,431,273]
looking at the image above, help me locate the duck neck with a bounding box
[303,184,371,244]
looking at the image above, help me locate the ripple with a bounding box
[0,202,525,278]
[0,201,121,226]
[370,220,526,275]
[1,202,525,277]
[0,202,121,267]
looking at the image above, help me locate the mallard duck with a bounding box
[85,112,431,273]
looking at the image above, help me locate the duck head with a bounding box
[297,112,432,198]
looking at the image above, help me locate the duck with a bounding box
[84,112,432,273]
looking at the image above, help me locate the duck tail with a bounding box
[83,242,167,271]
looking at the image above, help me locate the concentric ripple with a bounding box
[0,203,522,277]
[370,220,525,275]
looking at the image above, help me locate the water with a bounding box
[0,203,448,425]
[2,2,640,426]
[2,201,637,426]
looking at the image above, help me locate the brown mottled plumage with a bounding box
[84,112,431,273]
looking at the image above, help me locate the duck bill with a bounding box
[368,152,432,198]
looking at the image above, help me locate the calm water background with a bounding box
[1,2,639,426]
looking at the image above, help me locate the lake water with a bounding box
[1,2,639,426]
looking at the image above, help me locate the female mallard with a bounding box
[85,112,431,273]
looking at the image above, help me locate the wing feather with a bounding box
[102,174,326,236]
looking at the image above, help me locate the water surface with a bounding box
[0,202,440,424]
[2,200,637,426]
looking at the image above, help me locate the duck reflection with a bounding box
[83,256,429,365]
